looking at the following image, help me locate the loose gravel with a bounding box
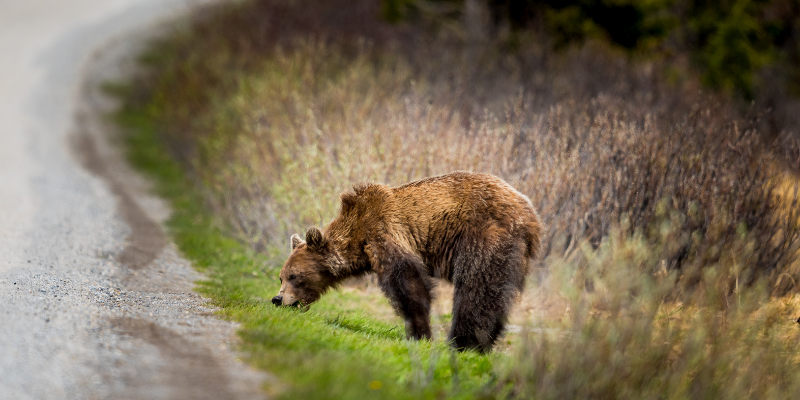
[0,1,270,399]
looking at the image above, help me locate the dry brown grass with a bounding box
[132,0,800,312]
[181,36,799,294]
[129,0,800,305]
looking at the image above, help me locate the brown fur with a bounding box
[274,171,542,352]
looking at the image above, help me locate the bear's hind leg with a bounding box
[449,239,525,352]
[449,283,512,352]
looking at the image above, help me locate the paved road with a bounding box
[0,0,267,398]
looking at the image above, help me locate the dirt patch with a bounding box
[72,127,166,270]
[110,317,235,400]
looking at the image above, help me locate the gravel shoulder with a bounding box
[0,1,269,398]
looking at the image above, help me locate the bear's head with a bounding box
[272,227,344,308]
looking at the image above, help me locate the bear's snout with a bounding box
[271,295,283,306]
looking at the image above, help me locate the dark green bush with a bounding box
[384,0,800,104]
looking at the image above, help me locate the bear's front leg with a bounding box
[370,243,433,340]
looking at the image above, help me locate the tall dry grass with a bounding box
[153,19,799,294]
[134,0,800,291]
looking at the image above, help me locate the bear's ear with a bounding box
[340,191,357,214]
[290,234,304,250]
[305,227,325,251]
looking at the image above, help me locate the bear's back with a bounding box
[328,171,541,280]
[388,172,540,269]
[390,171,535,228]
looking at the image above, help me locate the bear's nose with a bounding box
[271,295,283,306]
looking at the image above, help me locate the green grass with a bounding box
[114,93,499,400]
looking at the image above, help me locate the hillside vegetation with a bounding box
[117,0,800,398]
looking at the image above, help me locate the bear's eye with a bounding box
[289,274,297,280]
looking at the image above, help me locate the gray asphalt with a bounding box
[0,1,268,398]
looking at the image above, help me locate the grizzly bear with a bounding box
[272,171,542,352]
